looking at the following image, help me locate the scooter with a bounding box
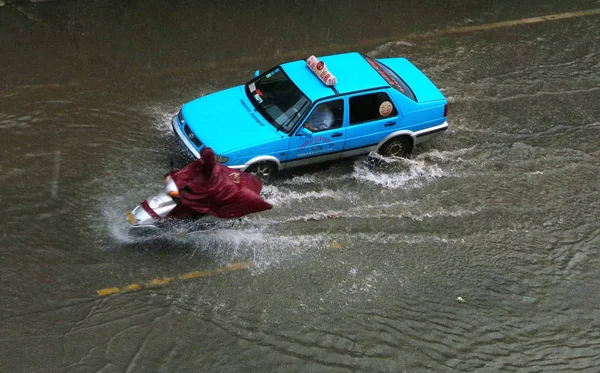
[127,175,229,236]
[126,147,272,236]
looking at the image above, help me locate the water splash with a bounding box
[141,105,178,136]
[261,184,346,206]
[281,174,318,185]
[352,153,451,189]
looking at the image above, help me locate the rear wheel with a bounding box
[246,161,277,181]
[378,136,412,158]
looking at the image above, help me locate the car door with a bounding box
[343,89,402,154]
[286,98,346,168]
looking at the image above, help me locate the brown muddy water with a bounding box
[1,1,599,372]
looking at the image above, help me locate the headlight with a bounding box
[216,155,229,164]
[163,175,180,197]
[127,211,137,225]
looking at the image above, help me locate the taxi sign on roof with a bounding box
[306,55,337,86]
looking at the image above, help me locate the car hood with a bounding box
[181,85,283,154]
[378,58,445,103]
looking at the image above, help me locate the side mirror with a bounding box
[301,127,313,138]
[254,70,260,78]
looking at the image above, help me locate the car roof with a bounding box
[280,52,389,102]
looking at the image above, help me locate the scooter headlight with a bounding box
[164,175,180,197]
[127,211,137,225]
[216,155,229,164]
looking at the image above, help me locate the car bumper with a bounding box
[413,121,448,145]
[227,164,247,170]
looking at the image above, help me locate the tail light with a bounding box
[443,104,448,117]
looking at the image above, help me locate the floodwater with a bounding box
[1,0,599,372]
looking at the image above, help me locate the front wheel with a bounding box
[378,136,412,158]
[245,161,277,182]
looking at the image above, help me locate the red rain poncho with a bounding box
[167,148,272,219]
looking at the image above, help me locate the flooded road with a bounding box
[1,0,600,371]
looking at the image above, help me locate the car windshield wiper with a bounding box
[277,101,308,133]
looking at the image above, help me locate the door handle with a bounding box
[384,121,396,127]
[331,133,343,137]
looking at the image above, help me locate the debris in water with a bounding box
[457,296,465,303]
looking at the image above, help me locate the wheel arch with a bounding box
[376,130,415,152]
[243,155,281,171]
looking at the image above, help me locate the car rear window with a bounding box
[349,92,398,125]
[362,55,416,101]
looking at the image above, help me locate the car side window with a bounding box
[303,99,344,133]
[349,92,398,125]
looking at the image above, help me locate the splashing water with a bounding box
[141,105,178,136]
[261,184,348,206]
[352,153,452,189]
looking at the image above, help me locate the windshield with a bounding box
[246,67,311,134]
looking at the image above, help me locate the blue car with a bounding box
[172,52,448,179]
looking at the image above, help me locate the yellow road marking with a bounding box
[216,261,254,272]
[425,9,600,37]
[147,277,174,286]
[123,284,142,292]
[96,261,254,297]
[178,271,211,280]
[11,9,599,88]
[96,287,120,297]
[142,8,600,78]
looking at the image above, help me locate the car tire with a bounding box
[379,136,412,158]
[246,161,277,181]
